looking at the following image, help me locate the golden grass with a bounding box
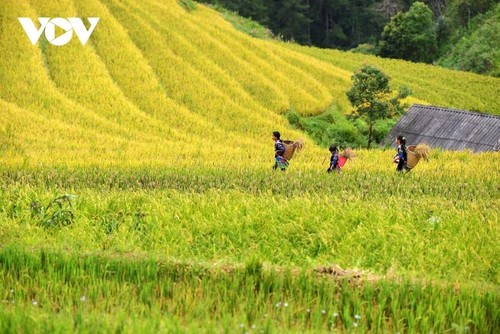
[0,0,498,167]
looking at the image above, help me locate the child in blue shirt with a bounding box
[327,145,339,173]
[272,131,288,171]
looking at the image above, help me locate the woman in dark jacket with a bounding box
[394,135,408,172]
[272,131,288,171]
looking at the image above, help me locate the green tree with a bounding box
[448,0,497,26]
[438,3,500,76]
[235,0,269,24]
[346,65,410,148]
[270,0,312,44]
[379,1,438,63]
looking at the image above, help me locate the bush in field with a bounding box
[31,194,77,229]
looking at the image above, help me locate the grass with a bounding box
[207,4,275,40]
[1,247,497,333]
[1,151,497,331]
[1,152,498,284]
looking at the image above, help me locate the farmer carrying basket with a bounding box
[327,146,356,172]
[272,131,304,171]
[393,135,430,171]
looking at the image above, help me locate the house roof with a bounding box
[385,104,500,152]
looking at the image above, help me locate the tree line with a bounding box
[198,0,498,74]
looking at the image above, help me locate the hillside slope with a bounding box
[438,3,500,77]
[0,0,498,167]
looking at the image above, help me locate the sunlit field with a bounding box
[0,0,498,332]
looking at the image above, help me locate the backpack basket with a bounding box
[406,145,419,169]
[282,138,304,161]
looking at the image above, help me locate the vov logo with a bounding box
[18,17,100,46]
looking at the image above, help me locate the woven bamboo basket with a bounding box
[282,138,304,161]
[406,145,419,169]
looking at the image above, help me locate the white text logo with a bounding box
[18,17,100,46]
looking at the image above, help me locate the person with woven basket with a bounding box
[327,145,340,173]
[272,131,289,171]
[394,135,409,172]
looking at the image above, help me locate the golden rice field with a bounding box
[0,0,499,333]
[1,0,499,167]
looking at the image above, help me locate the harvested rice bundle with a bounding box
[341,147,356,160]
[413,143,430,161]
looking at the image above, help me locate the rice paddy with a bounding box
[1,0,498,332]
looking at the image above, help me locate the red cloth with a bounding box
[338,156,347,168]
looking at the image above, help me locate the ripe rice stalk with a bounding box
[341,147,356,160]
[413,143,430,161]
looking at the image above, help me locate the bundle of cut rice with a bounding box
[406,143,430,169]
[413,143,430,161]
[283,138,304,160]
[341,147,356,160]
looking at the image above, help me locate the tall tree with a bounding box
[309,0,351,48]
[427,0,446,16]
[448,0,497,26]
[236,0,269,24]
[375,0,404,18]
[272,0,312,44]
[346,65,409,148]
[379,1,438,63]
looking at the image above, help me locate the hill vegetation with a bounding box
[438,3,500,77]
[201,0,499,76]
